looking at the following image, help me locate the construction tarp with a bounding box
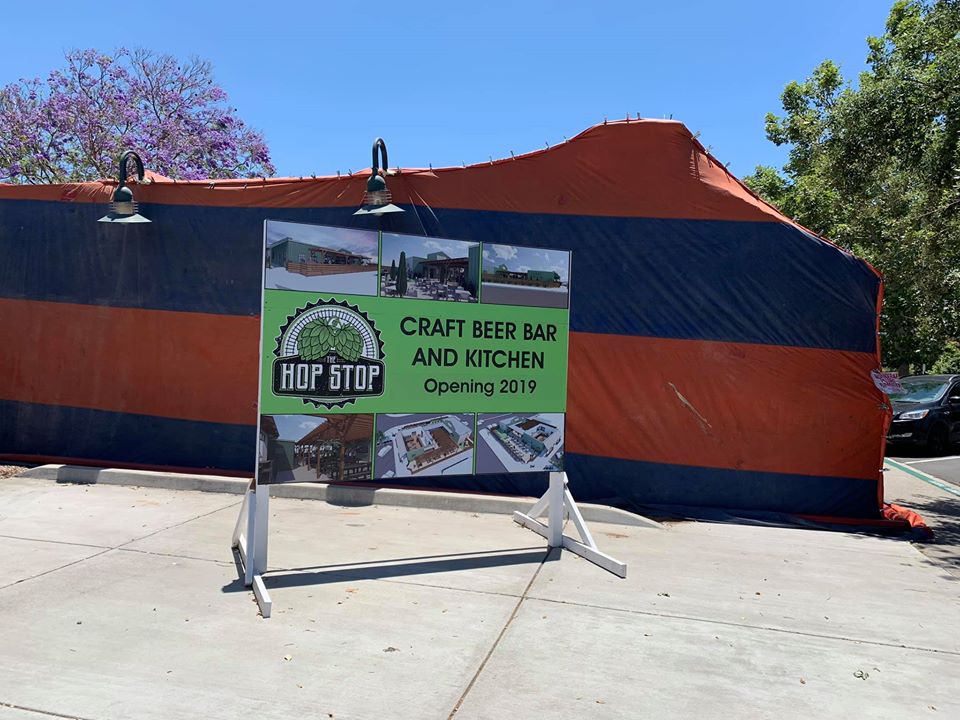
[0,119,891,520]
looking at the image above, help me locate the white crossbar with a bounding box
[513,472,627,578]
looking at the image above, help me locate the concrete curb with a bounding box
[19,464,663,529]
[884,458,960,498]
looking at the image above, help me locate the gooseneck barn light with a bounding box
[353,138,405,216]
[98,151,151,224]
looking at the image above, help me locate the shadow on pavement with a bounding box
[901,494,960,570]
[222,547,552,593]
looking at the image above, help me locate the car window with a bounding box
[889,379,949,403]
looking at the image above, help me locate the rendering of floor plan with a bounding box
[475,413,564,474]
[375,414,475,478]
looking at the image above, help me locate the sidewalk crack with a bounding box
[446,547,555,718]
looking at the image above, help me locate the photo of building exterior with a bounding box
[475,412,564,473]
[481,244,571,308]
[380,232,480,302]
[269,238,371,274]
[375,413,475,478]
[264,221,379,296]
[257,414,374,485]
[484,266,562,287]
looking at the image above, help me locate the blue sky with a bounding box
[272,414,325,442]
[2,1,892,179]
[483,244,570,283]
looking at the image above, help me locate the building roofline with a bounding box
[270,237,370,260]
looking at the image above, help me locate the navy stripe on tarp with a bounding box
[381,453,880,519]
[0,400,880,518]
[0,199,879,352]
[0,400,254,473]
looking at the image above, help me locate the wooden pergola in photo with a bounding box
[296,414,373,482]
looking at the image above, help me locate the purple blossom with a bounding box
[0,48,274,184]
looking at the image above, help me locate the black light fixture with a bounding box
[98,151,151,224]
[353,138,405,216]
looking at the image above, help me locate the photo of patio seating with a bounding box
[380,232,480,302]
[257,414,374,485]
[264,220,379,296]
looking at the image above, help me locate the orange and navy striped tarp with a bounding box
[0,119,891,519]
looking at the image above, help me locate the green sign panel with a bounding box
[256,221,571,485]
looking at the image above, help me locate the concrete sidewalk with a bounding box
[883,459,960,578]
[1,474,958,719]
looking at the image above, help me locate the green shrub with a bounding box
[931,340,960,374]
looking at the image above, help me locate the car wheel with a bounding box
[927,424,949,456]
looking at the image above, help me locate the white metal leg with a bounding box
[231,486,250,548]
[232,480,273,617]
[547,471,564,547]
[564,485,596,549]
[253,483,270,575]
[513,471,627,578]
[244,486,257,587]
[252,575,272,618]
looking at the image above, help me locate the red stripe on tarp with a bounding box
[566,332,886,482]
[1,298,884,485]
[0,120,792,223]
[0,298,258,426]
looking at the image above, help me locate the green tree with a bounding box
[397,251,408,297]
[744,0,960,370]
[931,339,960,372]
[389,259,397,281]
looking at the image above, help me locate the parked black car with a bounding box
[886,374,960,454]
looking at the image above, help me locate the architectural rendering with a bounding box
[380,232,480,302]
[375,413,475,478]
[264,221,379,295]
[257,414,374,484]
[480,244,571,308]
[475,412,564,473]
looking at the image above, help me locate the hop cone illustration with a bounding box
[333,326,363,362]
[297,318,334,361]
[296,318,364,362]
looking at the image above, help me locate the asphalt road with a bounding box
[887,446,960,487]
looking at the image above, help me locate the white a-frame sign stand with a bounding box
[232,480,272,617]
[233,469,625,618]
[513,471,627,578]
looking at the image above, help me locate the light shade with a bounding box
[98,209,152,224]
[353,203,406,217]
[354,138,405,217]
[99,152,151,224]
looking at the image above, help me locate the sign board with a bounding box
[256,220,571,486]
[871,370,905,395]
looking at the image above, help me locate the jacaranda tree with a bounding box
[0,48,274,183]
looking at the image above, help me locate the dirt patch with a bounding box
[0,465,27,479]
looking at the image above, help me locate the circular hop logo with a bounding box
[274,299,384,409]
